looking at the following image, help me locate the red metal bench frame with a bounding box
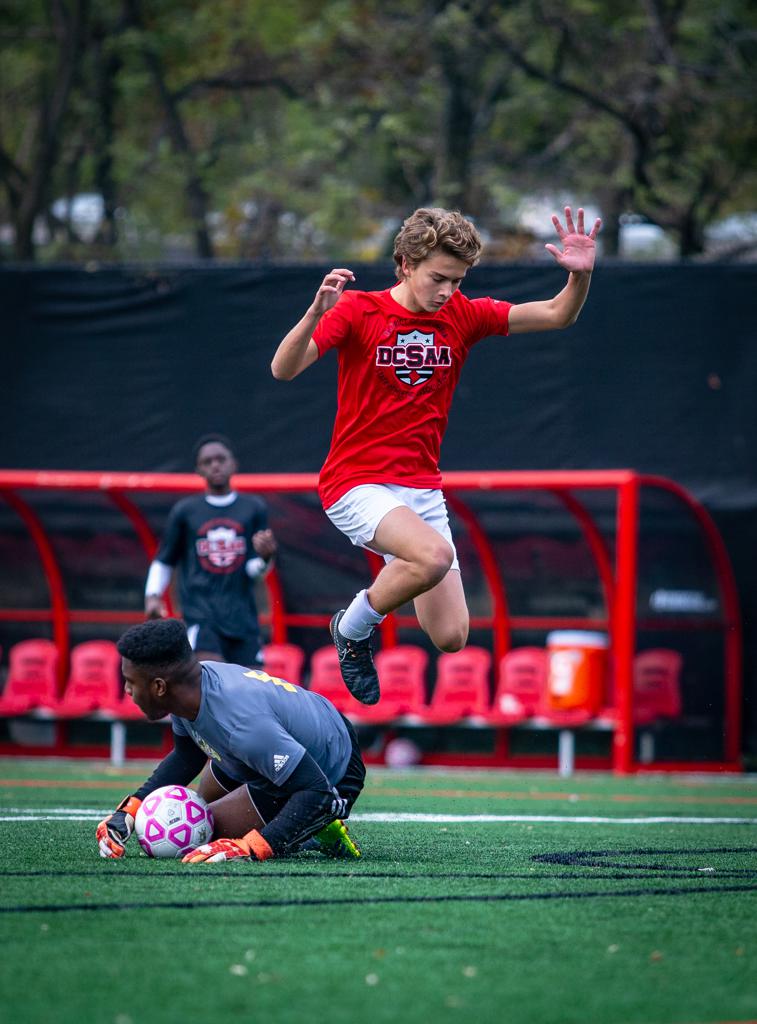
[0,468,741,773]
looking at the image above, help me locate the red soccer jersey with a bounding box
[312,286,512,509]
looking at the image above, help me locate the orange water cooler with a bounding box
[546,630,609,714]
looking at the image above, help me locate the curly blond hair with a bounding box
[393,208,482,280]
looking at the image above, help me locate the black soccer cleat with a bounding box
[330,609,380,705]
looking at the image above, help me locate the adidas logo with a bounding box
[273,753,290,773]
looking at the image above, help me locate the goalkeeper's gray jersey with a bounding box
[172,661,352,788]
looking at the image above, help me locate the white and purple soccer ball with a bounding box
[135,785,214,858]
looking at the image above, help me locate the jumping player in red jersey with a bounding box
[271,206,601,705]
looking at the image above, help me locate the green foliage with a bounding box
[0,0,754,260]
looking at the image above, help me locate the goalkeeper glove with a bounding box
[182,829,274,864]
[96,795,142,858]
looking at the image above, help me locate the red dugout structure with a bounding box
[0,468,742,773]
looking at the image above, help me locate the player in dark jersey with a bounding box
[96,619,364,862]
[271,206,601,705]
[144,434,277,668]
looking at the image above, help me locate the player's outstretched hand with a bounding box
[96,795,142,858]
[545,207,601,273]
[182,829,274,863]
[310,268,355,317]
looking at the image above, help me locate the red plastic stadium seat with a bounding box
[262,643,305,687]
[51,640,124,718]
[307,645,365,715]
[633,648,683,725]
[486,647,548,725]
[420,646,492,725]
[350,645,429,724]
[0,639,59,716]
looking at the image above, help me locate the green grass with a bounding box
[1,759,756,1024]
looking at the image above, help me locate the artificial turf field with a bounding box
[1,759,756,1024]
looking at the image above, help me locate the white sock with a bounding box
[338,589,385,640]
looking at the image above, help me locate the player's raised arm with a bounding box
[508,207,601,334]
[271,268,355,380]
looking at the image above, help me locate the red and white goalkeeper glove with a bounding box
[96,795,142,858]
[182,829,274,864]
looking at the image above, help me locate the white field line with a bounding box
[355,813,757,825]
[3,807,113,815]
[2,808,757,826]
[0,816,101,822]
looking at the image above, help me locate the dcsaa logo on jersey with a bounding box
[375,330,452,387]
[196,517,246,573]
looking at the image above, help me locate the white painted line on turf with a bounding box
[0,808,109,820]
[2,808,757,826]
[352,813,757,825]
[3,807,105,815]
[0,814,104,821]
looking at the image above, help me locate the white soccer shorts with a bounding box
[324,483,459,571]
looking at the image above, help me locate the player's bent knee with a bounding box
[431,620,469,653]
[416,540,454,587]
[436,633,468,654]
[209,787,266,839]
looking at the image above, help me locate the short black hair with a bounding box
[117,619,193,669]
[192,433,234,464]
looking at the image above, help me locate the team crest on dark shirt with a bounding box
[195,517,246,573]
[375,330,452,387]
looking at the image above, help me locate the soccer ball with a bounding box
[384,737,422,767]
[134,785,214,858]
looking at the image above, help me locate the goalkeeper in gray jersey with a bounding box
[96,619,364,863]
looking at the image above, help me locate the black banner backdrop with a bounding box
[1,264,756,753]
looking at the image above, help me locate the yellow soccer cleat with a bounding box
[314,819,362,859]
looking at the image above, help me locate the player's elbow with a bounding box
[549,304,580,330]
[271,357,296,381]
